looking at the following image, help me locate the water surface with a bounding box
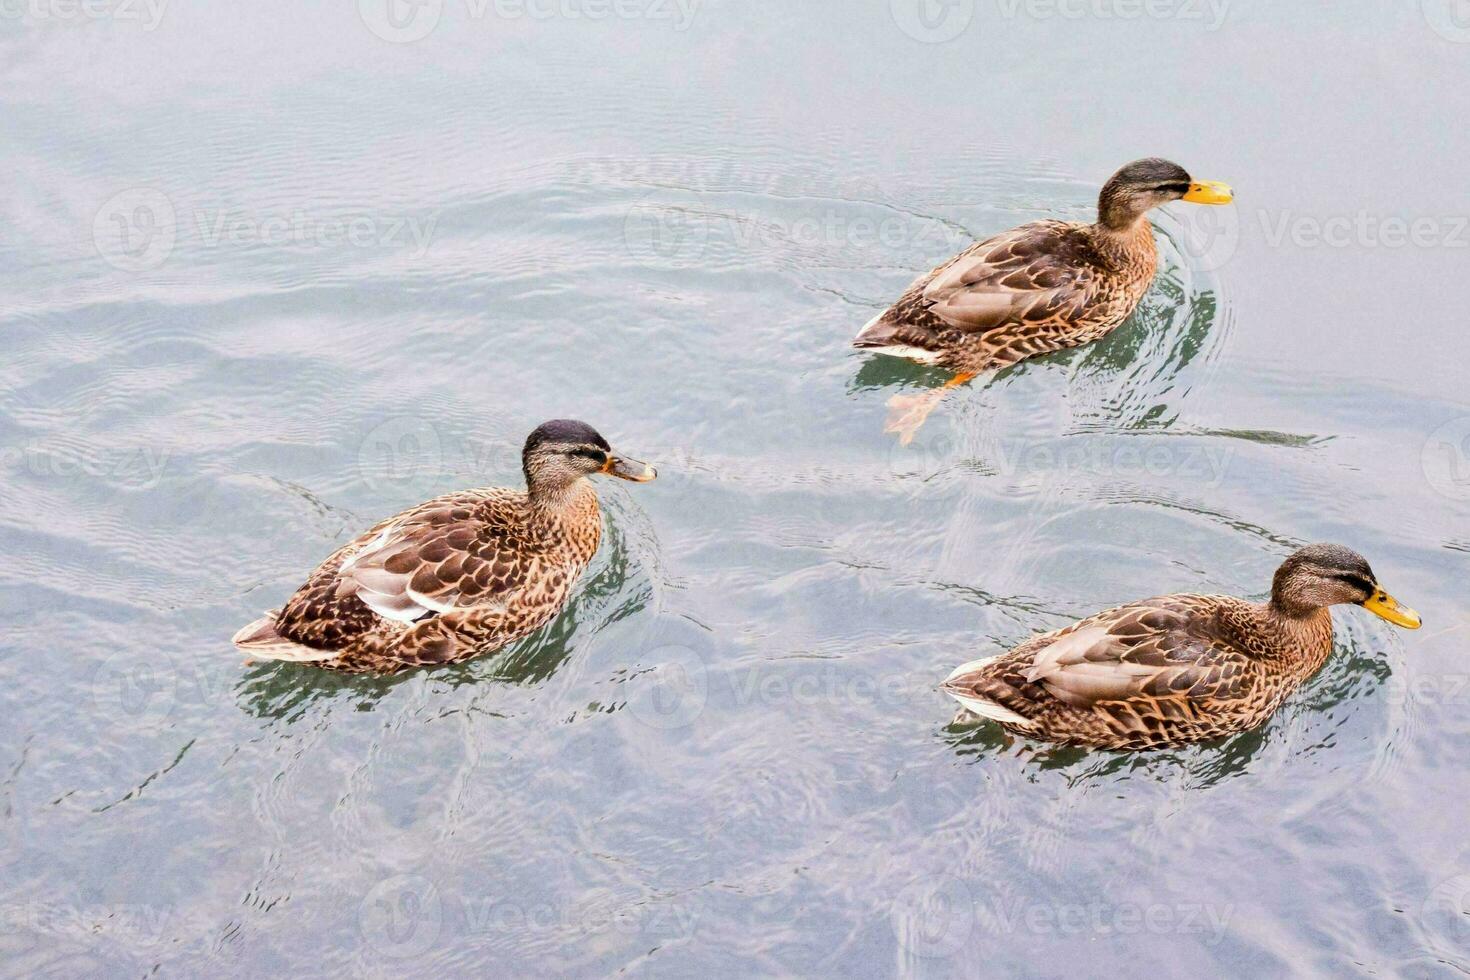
[4,1,1470,975]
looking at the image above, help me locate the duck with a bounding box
[232,419,656,674]
[941,544,1420,750]
[853,158,1233,443]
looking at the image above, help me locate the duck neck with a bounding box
[1089,215,1155,268]
[1258,600,1335,672]
[527,476,598,523]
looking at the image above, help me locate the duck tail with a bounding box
[232,613,337,663]
[941,655,1036,727]
[852,310,900,349]
[852,311,943,363]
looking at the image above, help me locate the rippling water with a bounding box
[4,1,1470,975]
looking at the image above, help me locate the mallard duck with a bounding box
[232,420,656,674]
[853,158,1233,442]
[941,544,1420,750]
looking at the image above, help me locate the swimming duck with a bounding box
[941,544,1420,750]
[853,158,1233,443]
[233,420,656,674]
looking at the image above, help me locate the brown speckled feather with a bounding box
[261,485,603,673]
[854,218,1158,373]
[943,595,1335,750]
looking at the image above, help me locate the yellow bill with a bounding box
[1183,180,1234,205]
[1363,588,1422,629]
[602,454,657,482]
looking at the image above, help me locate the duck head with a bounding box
[522,419,656,500]
[1097,157,1233,231]
[1269,543,1421,629]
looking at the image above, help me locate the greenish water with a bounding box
[4,1,1470,975]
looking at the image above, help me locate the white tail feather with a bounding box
[945,653,1001,683]
[853,312,942,363]
[945,689,1033,727]
[943,653,1034,726]
[232,616,338,663]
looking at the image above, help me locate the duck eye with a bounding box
[568,447,607,464]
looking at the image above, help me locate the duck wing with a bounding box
[944,597,1258,728]
[1015,599,1253,710]
[273,489,532,651]
[854,220,1095,352]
